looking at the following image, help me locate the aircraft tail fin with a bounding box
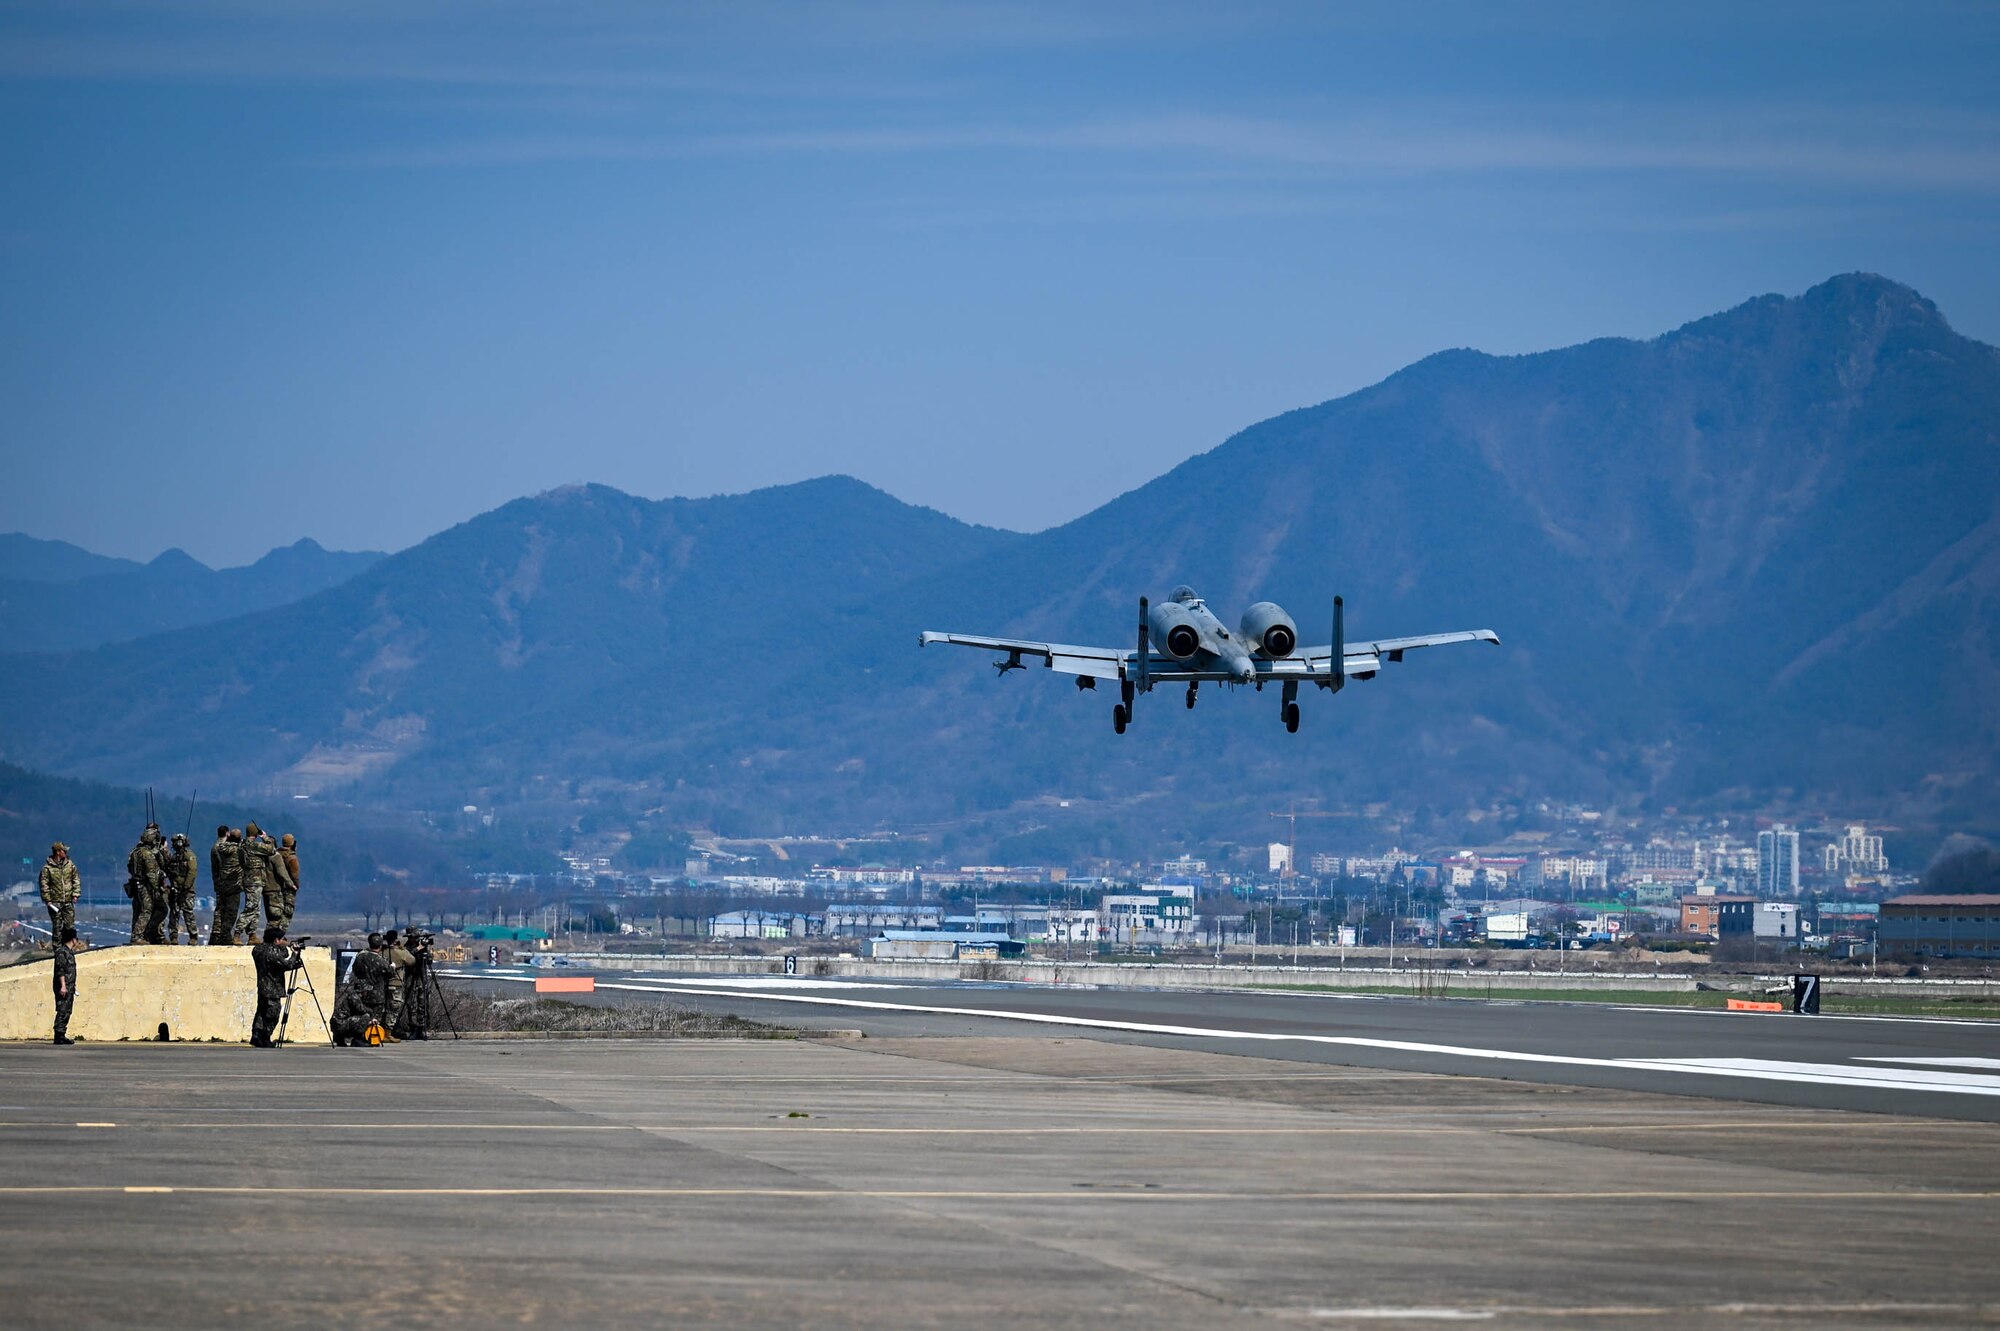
[1330,595,1345,693]
[1136,596,1150,693]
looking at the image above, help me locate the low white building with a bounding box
[823,904,942,937]
[1753,902,1800,940]
[708,909,809,939]
[1045,906,1100,945]
[1100,887,1194,944]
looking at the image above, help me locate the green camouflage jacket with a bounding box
[39,857,81,906]
[211,836,243,888]
[243,837,295,893]
[163,846,197,892]
[127,840,165,890]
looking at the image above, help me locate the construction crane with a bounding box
[1267,804,1348,881]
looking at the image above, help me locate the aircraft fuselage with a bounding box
[1150,588,1258,682]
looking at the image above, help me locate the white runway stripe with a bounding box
[1858,1056,2000,1070]
[1625,1057,2000,1095]
[444,972,2000,1099]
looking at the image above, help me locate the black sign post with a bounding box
[784,954,798,976]
[1791,973,1821,1015]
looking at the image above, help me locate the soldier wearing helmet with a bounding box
[163,832,201,944]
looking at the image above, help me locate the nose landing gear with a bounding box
[1113,703,1129,734]
[1281,679,1300,733]
[1185,683,1198,710]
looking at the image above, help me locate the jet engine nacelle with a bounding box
[1239,602,1298,658]
[1148,601,1202,659]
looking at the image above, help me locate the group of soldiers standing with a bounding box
[36,819,304,948]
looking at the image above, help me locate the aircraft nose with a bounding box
[1231,654,1255,682]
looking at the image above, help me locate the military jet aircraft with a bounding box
[920,586,1498,733]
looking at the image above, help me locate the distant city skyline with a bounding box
[6,2,2000,564]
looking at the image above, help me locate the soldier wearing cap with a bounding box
[382,929,415,1038]
[52,925,81,1045]
[331,933,391,1046]
[209,825,244,946]
[276,832,302,934]
[239,823,293,945]
[229,829,258,944]
[39,842,81,946]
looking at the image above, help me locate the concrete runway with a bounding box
[5,1032,2000,1329]
[450,968,2000,1122]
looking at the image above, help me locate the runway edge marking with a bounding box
[446,973,2000,1100]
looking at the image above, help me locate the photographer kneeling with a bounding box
[331,933,391,1047]
[249,925,305,1048]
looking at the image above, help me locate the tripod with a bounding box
[402,952,461,1041]
[276,949,329,1047]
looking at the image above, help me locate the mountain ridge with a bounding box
[0,274,1993,839]
[0,534,390,652]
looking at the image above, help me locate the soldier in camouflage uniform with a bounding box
[209,826,245,946]
[381,930,415,1038]
[331,933,390,1046]
[39,842,81,946]
[126,825,168,944]
[241,823,294,942]
[276,832,302,934]
[248,925,304,1047]
[163,832,201,944]
[53,926,79,1045]
[232,830,261,943]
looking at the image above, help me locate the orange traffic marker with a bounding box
[1725,998,1784,1012]
[535,975,596,994]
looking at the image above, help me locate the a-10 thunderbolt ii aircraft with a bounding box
[921,586,1498,733]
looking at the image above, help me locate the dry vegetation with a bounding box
[436,987,796,1038]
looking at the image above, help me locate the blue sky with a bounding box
[5,1,2000,565]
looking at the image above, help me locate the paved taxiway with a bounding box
[5,1032,2000,1328]
[450,968,2000,1122]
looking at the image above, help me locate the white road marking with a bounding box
[1625,1057,2000,1095]
[457,971,900,991]
[650,976,902,991]
[451,973,2000,1100]
[1312,1303,1997,1322]
[1312,1310,1493,1321]
[1858,1056,2000,1070]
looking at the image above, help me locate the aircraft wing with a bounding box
[1302,628,1501,679]
[918,631,1128,680]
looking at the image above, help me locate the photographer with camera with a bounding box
[396,927,438,1040]
[330,933,390,1047]
[248,925,307,1048]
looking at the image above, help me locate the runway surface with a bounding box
[5,1032,2000,1328]
[447,967,2000,1121]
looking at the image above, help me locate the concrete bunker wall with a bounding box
[0,945,335,1044]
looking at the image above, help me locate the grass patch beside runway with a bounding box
[441,990,799,1037]
[1251,984,2000,1019]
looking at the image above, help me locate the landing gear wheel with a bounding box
[1283,701,1300,733]
[1113,703,1130,734]
[1185,684,1198,710]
